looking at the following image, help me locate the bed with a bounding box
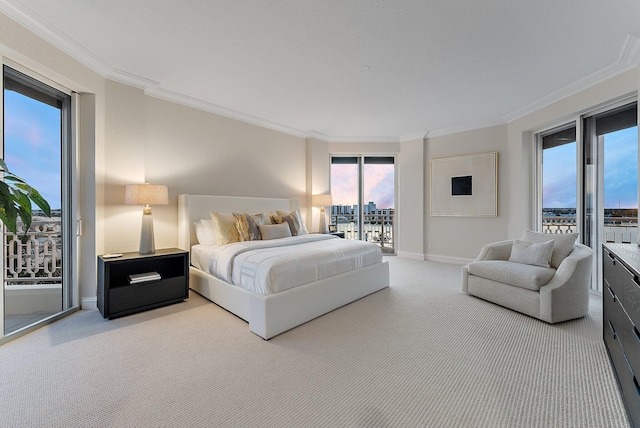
[177,194,390,339]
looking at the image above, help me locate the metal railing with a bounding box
[543,215,637,244]
[330,213,395,253]
[4,218,62,285]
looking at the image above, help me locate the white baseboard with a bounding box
[425,253,473,266]
[81,296,97,310]
[396,251,426,260]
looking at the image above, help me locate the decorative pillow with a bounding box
[194,220,217,245]
[508,239,554,268]
[210,211,240,245]
[259,223,292,240]
[521,230,579,269]
[233,212,266,241]
[272,210,308,236]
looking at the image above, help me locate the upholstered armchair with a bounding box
[461,231,593,323]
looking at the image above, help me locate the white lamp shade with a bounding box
[312,194,333,207]
[125,184,169,205]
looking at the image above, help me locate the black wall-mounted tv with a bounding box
[451,176,472,196]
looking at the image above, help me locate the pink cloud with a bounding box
[330,163,394,209]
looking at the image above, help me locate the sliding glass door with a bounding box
[536,100,638,291]
[583,102,638,291]
[2,64,77,339]
[330,156,396,254]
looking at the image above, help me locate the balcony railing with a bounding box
[543,215,637,244]
[330,213,394,253]
[4,218,62,285]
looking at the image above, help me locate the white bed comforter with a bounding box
[194,234,382,295]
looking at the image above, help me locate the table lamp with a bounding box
[312,194,333,234]
[125,183,169,254]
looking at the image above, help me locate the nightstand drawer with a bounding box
[108,277,187,315]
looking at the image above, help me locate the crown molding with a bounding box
[0,0,112,74]
[503,33,640,123]
[426,118,506,139]
[145,86,310,138]
[399,131,428,142]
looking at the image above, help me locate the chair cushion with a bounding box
[467,260,557,291]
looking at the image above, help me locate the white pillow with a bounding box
[521,230,578,269]
[194,219,217,245]
[259,223,292,240]
[508,239,554,268]
[201,219,217,245]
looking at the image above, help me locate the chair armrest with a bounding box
[475,240,513,261]
[539,244,593,323]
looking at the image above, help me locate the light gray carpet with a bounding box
[0,257,629,427]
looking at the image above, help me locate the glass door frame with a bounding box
[330,154,398,254]
[582,98,638,292]
[0,57,79,344]
[533,95,638,292]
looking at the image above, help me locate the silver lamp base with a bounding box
[318,207,328,234]
[139,208,156,254]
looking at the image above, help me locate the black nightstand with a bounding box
[97,248,189,319]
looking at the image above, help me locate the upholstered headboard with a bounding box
[177,194,301,250]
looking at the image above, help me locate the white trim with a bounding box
[425,253,472,266]
[426,118,507,139]
[396,251,425,261]
[81,296,97,310]
[0,0,113,77]
[145,86,310,138]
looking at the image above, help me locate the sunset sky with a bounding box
[543,127,638,209]
[331,163,395,209]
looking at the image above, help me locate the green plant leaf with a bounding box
[0,161,51,235]
[14,183,51,217]
[0,181,19,234]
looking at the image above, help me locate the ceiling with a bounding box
[2,0,640,141]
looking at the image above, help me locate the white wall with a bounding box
[397,138,425,259]
[103,80,308,254]
[425,125,509,262]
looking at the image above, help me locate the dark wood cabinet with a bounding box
[603,244,640,427]
[98,248,189,319]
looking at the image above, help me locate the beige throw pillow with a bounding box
[233,212,266,241]
[272,209,308,236]
[210,211,240,245]
[259,223,292,240]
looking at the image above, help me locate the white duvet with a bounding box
[191,234,383,295]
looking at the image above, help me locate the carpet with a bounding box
[0,257,629,427]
